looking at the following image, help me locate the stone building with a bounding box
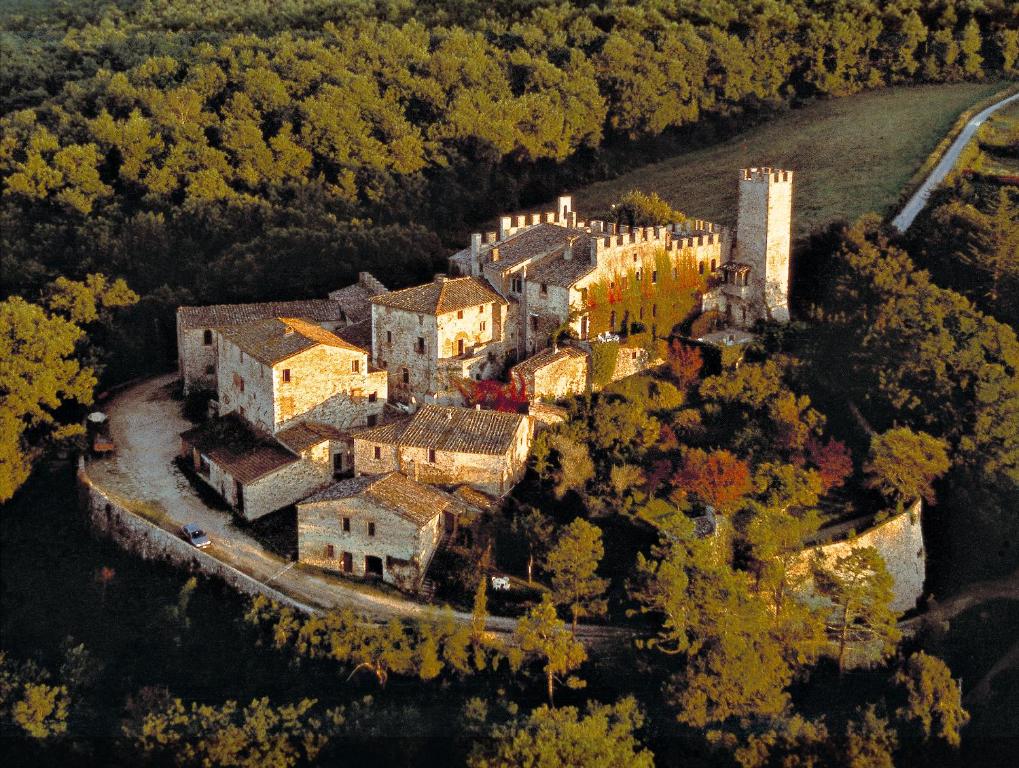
[351,403,532,496]
[216,317,386,434]
[509,345,589,400]
[296,471,471,590]
[370,275,510,403]
[175,272,387,394]
[702,168,793,325]
[179,317,389,519]
[180,413,342,521]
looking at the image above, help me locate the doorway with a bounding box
[235,481,244,513]
[341,552,352,573]
[365,555,383,578]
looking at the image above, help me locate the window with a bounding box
[635,270,641,282]
[374,446,381,460]
[581,287,588,303]
[368,391,377,403]
[234,373,245,392]
[428,448,436,463]
[457,338,465,355]
[342,517,350,533]
[203,329,212,345]
[386,330,392,345]
[367,522,375,537]
[652,304,657,318]
[367,414,377,427]
[416,337,425,354]
[457,310,464,319]
[478,305,483,313]
[652,270,657,284]
[205,364,215,375]
[540,283,548,295]
[239,350,244,363]
[352,359,360,373]
[710,259,717,271]
[511,277,522,293]
[698,261,704,275]
[531,316,538,331]
[402,368,409,384]
[333,453,344,473]
[282,369,291,383]
[325,544,335,558]
[480,321,486,332]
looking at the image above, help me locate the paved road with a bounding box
[89,374,630,644]
[891,91,1019,232]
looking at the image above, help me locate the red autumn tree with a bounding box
[667,340,703,389]
[672,448,752,513]
[806,436,854,491]
[454,372,529,413]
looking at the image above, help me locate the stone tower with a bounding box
[735,167,792,323]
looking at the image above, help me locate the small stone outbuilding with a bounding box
[352,403,532,496]
[510,345,589,401]
[297,471,469,590]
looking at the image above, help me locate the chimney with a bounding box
[557,195,572,220]
[564,235,578,261]
[470,233,482,275]
[475,403,481,410]
[499,216,512,240]
[491,246,500,263]
[567,211,577,228]
[435,274,448,284]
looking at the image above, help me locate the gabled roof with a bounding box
[177,300,343,330]
[301,472,464,529]
[328,274,388,322]
[511,345,588,379]
[524,247,597,288]
[371,276,506,316]
[219,317,365,366]
[180,413,298,484]
[352,404,526,456]
[275,421,349,454]
[484,223,591,272]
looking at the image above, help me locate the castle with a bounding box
[174,168,795,588]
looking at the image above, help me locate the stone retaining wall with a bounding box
[77,461,312,614]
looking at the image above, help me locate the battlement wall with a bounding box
[740,167,793,184]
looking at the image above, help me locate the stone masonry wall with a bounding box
[373,305,438,403]
[178,324,219,395]
[78,463,314,613]
[298,496,440,590]
[791,500,925,614]
[273,346,385,432]
[528,353,589,400]
[217,337,275,432]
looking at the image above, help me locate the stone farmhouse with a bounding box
[296,471,475,590]
[370,275,510,404]
[180,316,388,519]
[351,403,533,496]
[176,271,387,395]
[509,345,589,400]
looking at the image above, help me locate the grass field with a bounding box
[567,82,1008,236]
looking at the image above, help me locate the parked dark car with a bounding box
[180,523,211,549]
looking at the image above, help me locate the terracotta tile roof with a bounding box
[327,274,387,322]
[525,248,597,287]
[219,317,364,365]
[511,345,588,379]
[276,421,349,454]
[180,413,298,484]
[301,472,464,529]
[177,300,343,330]
[353,404,525,456]
[371,276,506,316]
[334,320,373,350]
[453,485,501,513]
[485,224,591,271]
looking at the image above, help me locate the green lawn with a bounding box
[567,82,1007,236]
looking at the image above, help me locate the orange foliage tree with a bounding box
[805,436,854,491]
[672,448,752,513]
[667,340,703,389]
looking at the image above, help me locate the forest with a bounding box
[2,1,1019,766]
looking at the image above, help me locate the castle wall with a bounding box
[792,500,925,614]
[298,495,440,590]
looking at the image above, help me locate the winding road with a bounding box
[87,374,629,644]
[891,90,1019,232]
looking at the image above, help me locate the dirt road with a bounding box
[87,375,629,644]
